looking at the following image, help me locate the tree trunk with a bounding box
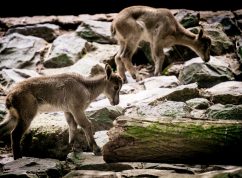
[103,116,242,165]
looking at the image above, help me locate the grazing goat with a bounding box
[0,64,122,159]
[111,6,211,82]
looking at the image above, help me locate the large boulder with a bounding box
[202,81,242,105]
[186,98,210,109]
[175,9,200,28]
[1,157,63,178]
[76,20,115,44]
[206,104,242,120]
[178,57,234,88]
[1,68,40,88]
[202,23,234,55]
[5,23,60,42]
[200,10,241,36]
[91,83,199,109]
[0,33,48,69]
[43,32,88,68]
[42,42,119,76]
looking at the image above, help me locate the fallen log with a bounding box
[103,116,242,165]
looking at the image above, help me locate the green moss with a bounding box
[78,27,102,42]
[123,122,242,144]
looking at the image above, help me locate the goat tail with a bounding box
[110,23,116,37]
[0,106,19,137]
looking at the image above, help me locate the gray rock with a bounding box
[206,104,242,119]
[1,68,40,88]
[164,83,200,102]
[63,170,117,178]
[186,98,210,109]
[142,76,179,90]
[236,37,242,63]
[76,20,116,44]
[202,81,242,105]
[91,83,199,109]
[33,43,118,77]
[44,32,88,68]
[216,17,241,36]
[200,11,235,22]
[120,82,145,95]
[5,23,60,42]
[87,106,124,131]
[0,33,48,69]
[178,59,234,88]
[125,101,191,118]
[202,23,234,55]
[1,157,63,178]
[175,9,200,28]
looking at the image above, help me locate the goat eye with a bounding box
[114,86,119,90]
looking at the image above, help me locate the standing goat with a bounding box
[111,6,211,82]
[0,64,122,160]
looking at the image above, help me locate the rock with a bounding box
[1,157,63,178]
[142,76,179,90]
[5,23,60,42]
[63,170,117,178]
[91,83,199,109]
[76,20,115,44]
[0,16,58,28]
[120,82,145,95]
[200,11,235,22]
[162,62,184,76]
[202,81,242,105]
[0,33,48,69]
[186,98,210,109]
[63,167,242,178]
[213,54,241,76]
[164,83,200,102]
[190,109,206,119]
[206,104,242,119]
[200,11,241,36]
[236,37,242,63]
[125,101,191,118]
[66,43,119,76]
[217,17,241,36]
[36,42,119,77]
[94,131,109,149]
[175,9,200,28]
[178,58,234,88]
[202,23,234,55]
[87,106,124,130]
[1,68,40,88]
[44,32,87,68]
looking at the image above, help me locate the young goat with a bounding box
[0,64,122,160]
[111,6,212,82]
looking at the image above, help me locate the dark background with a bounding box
[1,0,242,17]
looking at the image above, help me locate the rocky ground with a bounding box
[0,9,242,177]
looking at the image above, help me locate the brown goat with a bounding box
[111,6,211,82]
[0,64,122,160]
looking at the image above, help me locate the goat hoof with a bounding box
[154,72,161,76]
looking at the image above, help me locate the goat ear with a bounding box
[198,29,204,39]
[105,64,112,80]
